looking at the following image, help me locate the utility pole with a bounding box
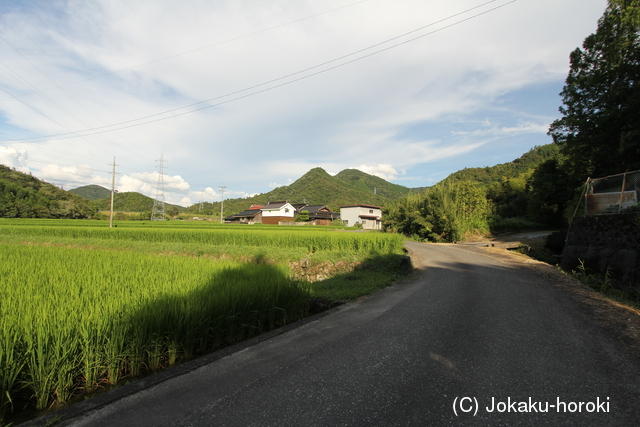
[199,191,204,212]
[108,157,119,228]
[219,185,226,223]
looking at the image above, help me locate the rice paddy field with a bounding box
[0,219,406,423]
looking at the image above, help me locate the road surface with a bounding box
[28,242,640,426]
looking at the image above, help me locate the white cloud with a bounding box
[123,171,190,192]
[269,179,293,189]
[355,164,400,181]
[39,163,93,180]
[453,122,550,137]
[0,147,30,173]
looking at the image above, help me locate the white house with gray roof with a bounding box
[260,201,295,224]
[339,204,382,230]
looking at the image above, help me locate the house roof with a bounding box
[359,214,381,220]
[339,204,382,209]
[262,201,292,210]
[234,209,262,217]
[249,205,264,210]
[303,205,333,214]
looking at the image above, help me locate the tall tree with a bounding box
[549,0,640,181]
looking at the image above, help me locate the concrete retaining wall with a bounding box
[561,214,640,292]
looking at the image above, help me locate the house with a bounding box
[224,208,262,224]
[300,205,340,225]
[260,201,296,224]
[339,204,382,230]
[226,202,340,226]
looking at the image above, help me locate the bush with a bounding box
[545,229,568,254]
[489,216,542,234]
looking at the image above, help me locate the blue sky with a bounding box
[0,0,607,206]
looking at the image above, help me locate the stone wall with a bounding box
[561,214,640,292]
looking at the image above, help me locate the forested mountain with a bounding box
[334,169,426,198]
[443,144,559,186]
[69,184,111,200]
[445,144,561,219]
[88,191,183,214]
[0,165,96,218]
[382,144,563,242]
[186,167,423,216]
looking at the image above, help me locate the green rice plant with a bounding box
[0,318,26,424]
[145,336,165,372]
[51,325,81,405]
[78,316,105,393]
[23,315,57,411]
[103,315,128,385]
[0,224,404,256]
[0,220,406,422]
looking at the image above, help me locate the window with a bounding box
[369,209,373,214]
[284,208,289,213]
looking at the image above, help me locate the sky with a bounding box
[0,0,608,207]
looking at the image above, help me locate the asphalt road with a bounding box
[34,242,640,426]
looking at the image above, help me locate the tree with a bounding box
[527,159,572,227]
[295,210,309,222]
[549,0,640,182]
[166,206,180,219]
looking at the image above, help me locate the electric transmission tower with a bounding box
[108,157,120,228]
[219,185,226,223]
[151,154,167,221]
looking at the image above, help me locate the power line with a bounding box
[1,0,517,143]
[0,32,153,162]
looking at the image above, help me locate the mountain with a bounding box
[69,184,111,200]
[70,185,184,213]
[442,144,560,186]
[187,167,423,216]
[89,191,183,213]
[0,164,96,218]
[335,169,427,198]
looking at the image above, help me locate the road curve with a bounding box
[33,242,640,426]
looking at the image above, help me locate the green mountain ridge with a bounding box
[190,167,425,216]
[443,144,560,185]
[69,184,111,200]
[1,145,559,219]
[0,165,95,218]
[70,188,184,213]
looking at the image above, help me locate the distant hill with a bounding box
[0,164,96,218]
[69,184,111,200]
[335,169,427,198]
[89,191,183,213]
[443,144,560,185]
[70,185,185,213]
[187,167,424,216]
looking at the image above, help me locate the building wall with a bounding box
[262,204,295,218]
[262,216,292,225]
[340,206,382,229]
[339,207,359,226]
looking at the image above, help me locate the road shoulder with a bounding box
[475,245,640,355]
